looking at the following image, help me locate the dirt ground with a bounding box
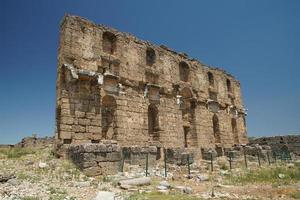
[0,146,299,200]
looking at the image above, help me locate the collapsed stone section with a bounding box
[55,14,248,160]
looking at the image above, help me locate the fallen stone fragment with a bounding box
[7,178,19,186]
[287,163,294,168]
[119,184,132,190]
[196,174,209,181]
[184,186,193,194]
[278,173,285,179]
[156,185,168,190]
[38,161,48,168]
[157,189,169,194]
[0,174,15,183]
[118,177,151,186]
[74,181,91,187]
[174,185,186,193]
[159,181,170,188]
[92,191,115,200]
[220,170,230,176]
[174,185,192,194]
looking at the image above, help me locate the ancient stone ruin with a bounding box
[54,14,248,175]
[250,135,300,158]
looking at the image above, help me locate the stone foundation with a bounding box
[68,141,121,176]
[122,146,158,166]
[165,148,194,165]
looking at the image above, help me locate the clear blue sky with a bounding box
[1,0,299,144]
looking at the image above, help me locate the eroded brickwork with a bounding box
[55,14,248,159]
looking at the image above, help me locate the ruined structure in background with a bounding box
[15,136,54,148]
[250,135,300,157]
[54,15,248,173]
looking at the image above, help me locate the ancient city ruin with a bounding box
[54,14,248,175]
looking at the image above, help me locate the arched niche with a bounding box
[231,118,239,144]
[212,114,221,143]
[146,47,156,66]
[179,61,189,82]
[207,71,214,86]
[101,95,117,139]
[102,31,117,54]
[148,104,159,141]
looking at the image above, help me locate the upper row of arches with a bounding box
[101,31,233,92]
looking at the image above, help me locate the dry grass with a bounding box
[226,164,300,185]
[0,147,36,158]
[128,191,202,200]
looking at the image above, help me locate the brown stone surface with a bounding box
[55,14,248,159]
[68,143,121,176]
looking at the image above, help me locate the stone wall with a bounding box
[122,146,157,166]
[55,14,248,159]
[250,135,300,156]
[165,148,195,165]
[68,141,121,176]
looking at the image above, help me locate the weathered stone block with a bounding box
[72,125,86,132]
[78,118,90,126]
[68,143,121,176]
[88,126,101,133]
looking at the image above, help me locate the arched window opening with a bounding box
[212,114,221,143]
[102,31,117,54]
[180,87,193,122]
[208,72,214,86]
[146,47,156,66]
[231,118,239,143]
[101,95,117,139]
[179,61,189,82]
[148,104,159,141]
[226,79,232,93]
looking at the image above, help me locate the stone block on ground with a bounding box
[118,177,151,186]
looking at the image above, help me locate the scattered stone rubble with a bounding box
[1,143,299,200]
